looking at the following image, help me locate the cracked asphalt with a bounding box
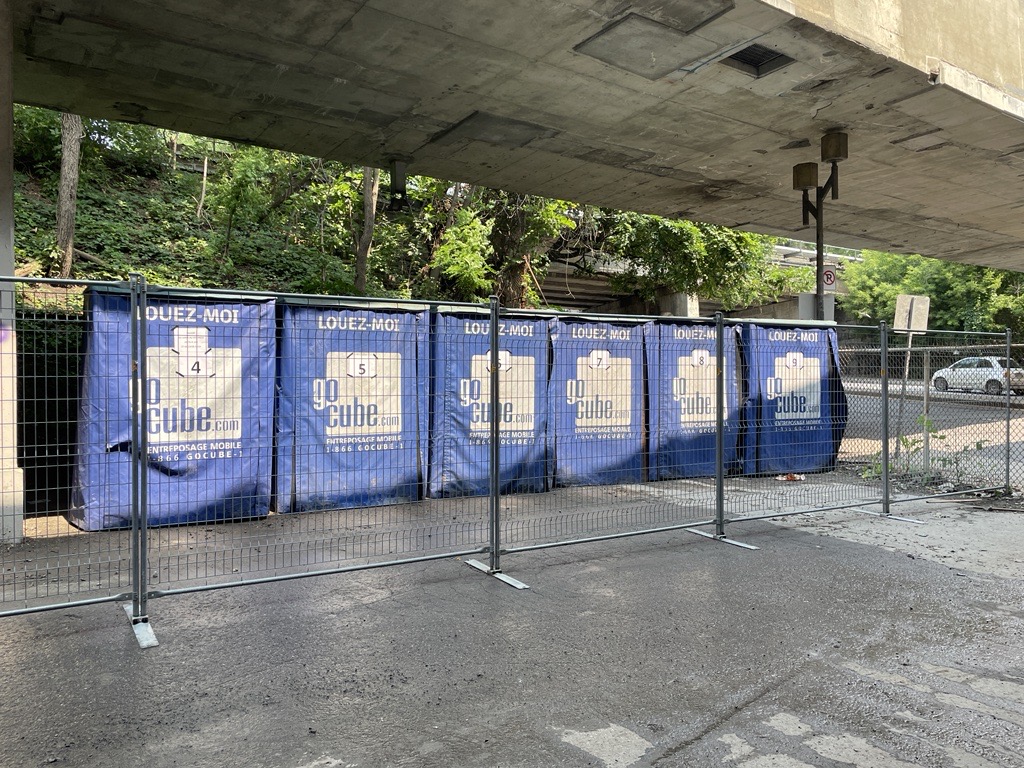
[1,500,1022,768]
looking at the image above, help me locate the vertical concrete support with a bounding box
[657,291,700,318]
[0,0,24,543]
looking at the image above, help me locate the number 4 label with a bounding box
[172,327,212,377]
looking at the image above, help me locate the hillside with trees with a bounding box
[11,105,813,310]
[15,106,1024,331]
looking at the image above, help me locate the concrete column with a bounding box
[657,291,700,318]
[0,0,24,543]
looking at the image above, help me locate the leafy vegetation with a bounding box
[12,105,809,310]
[604,213,813,309]
[840,250,1024,335]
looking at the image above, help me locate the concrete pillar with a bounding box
[657,291,700,318]
[798,292,834,322]
[0,0,24,543]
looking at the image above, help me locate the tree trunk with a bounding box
[257,163,319,224]
[222,206,234,259]
[54,113,83,278]
[488,193,531,307]
[195,155,208,219]
[354,167,380,294]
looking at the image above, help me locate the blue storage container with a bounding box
[276,303,428,512]
[69,291,276,530]
[428,312,549,497]
[646,321,741,479]
[739,325,847,474]
[549,319,647,486]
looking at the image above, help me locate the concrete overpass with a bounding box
[5,0,1024,267]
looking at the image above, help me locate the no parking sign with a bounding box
[822,266,837,289]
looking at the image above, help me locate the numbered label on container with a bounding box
[566,350,632,430]
[766,351,821,420]
[314,352,403,436]
[458,350,536,433]
[672,348,716,425]
[145,326,243,444]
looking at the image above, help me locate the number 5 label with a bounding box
[347,353,377,378]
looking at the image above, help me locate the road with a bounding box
[838,379,1024,488]
[844,390,1015,440]
[0,498,1021,768]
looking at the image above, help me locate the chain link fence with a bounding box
[1,277,1017,632]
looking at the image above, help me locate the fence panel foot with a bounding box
[851,507,924,524]
[686,528,760,550]
[123,604,159,649]
[465,559,530,589]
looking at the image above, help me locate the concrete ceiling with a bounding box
[10,1,1024,269]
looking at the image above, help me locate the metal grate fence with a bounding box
[1,277,1017,636]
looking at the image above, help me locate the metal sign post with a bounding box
[891,295,930,467]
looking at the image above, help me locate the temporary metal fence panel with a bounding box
[722,323,863,524]
[428,311,548,497]
[1,276,1020,622]
[880,327,1014,499]
[2,280,134,615]
[499,314,721,554]
[825,323,892,508]
[145,291,485,596]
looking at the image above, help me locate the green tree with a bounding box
[12,106,169,178]
[431,206,494,301]
[12,105,63,173]
[603,213,812,310]
[367,184,572,305]
[840,251,1019,333]
[483,191,574,307]
[206,146,355,289]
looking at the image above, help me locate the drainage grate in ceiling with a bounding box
[722,43,793,78]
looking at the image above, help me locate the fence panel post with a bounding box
[880,321,891,516]
[129,273,150,623]
[714,312,726,537]
[1006,328,1013,494]
[922,348,931,475]
[488,295,502,573]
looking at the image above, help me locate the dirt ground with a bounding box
[772,494,1024,580]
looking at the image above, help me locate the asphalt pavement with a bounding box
[1,503,1022,768]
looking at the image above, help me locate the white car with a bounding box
[931,356,1024,395]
